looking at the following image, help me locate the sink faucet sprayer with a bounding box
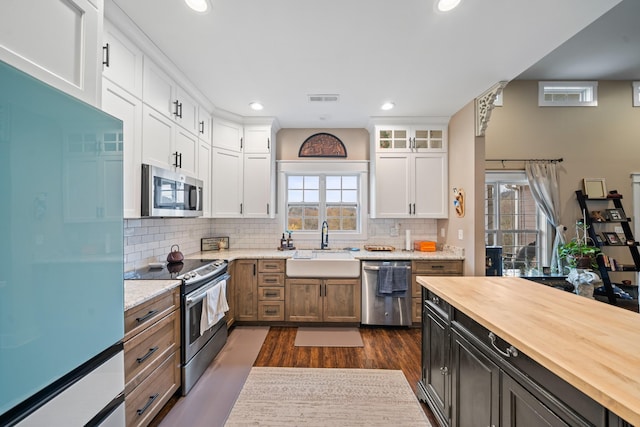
[321,221,329,249]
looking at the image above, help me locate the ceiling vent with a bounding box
[308,94,340,103]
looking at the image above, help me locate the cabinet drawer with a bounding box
[125,350,180,427]
[125,288,179,340]
[124,310,180,393]
[412,297,422,323]
[258,273,285,287]
[413,260,463,275]
[258,286,284,301]
[258,259,284,273]
[424,289,450,320]
[258,301,285,321]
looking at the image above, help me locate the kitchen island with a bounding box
[416,276,639,426]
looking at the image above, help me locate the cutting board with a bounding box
[364,245,396,252]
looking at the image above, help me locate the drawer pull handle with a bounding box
[431,265,445,269]
[265,278,277,283]
[137,393,159,416]
[265,309,277,314]
[488,332,518,358]
[137,346,159,364]
[136,310,158,323]
[265,292,278,297]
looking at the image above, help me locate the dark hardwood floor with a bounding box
[254,326,438,425]
[151,325,439,426]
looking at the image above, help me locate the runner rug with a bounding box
[224,367,432,426]
[294,327,364,347]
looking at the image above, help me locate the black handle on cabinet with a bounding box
[199,121,205,134]
[136,310,158,323]
[102,43,110,67]
[267,137,270,150]
[267,204,270,215]
[137,393,159,416]
[265,309,278,315]
[178,102,183,118]
[173,151,180,168]
[409,204,412,215]
[173,100,180,117]
[136,346,159,364]
[264,292,278,297]
[240,137,243,149]
[178,152,183,168]
[240,203,243,215]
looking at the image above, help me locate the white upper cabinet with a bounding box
[372,122,448,218]
[243,125,271,153]
[243,154,272,217]
[102,20,143,98]
[198,141,212,217]
[211,147,243,217]
[212,118,243,152]
[0,0,103,106]
[142,58,175,118]
[375,125,447,153]
[101,79,142,218]
[198,107,212,145]
[175,86,199,136]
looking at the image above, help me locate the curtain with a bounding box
[525,161,565,273]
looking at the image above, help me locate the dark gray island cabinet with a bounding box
[416,276,638,427]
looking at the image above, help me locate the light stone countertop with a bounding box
[124,279,180,311]
[188,247,464,261]
[124,247,464,312]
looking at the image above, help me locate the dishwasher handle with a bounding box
[363,265,411,272]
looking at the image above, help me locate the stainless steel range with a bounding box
[126,259,229,395]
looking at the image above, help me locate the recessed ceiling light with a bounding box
[185,0,209,13]
[249,102,264,111]
[381,102,395,111]
[436,0,461,12]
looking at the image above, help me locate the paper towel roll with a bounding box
[405,230,411,251]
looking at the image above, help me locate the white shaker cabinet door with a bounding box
[142,105,174,171]
[174,125,198,177]
[243,154,272,218]
[211,148,243,217]
[101,80,142,218]
[0,0,102,105]
[102,20,143,98]
[413,154,448,218]
[375,153,412,218]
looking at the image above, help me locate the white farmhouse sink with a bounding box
[286,250,361,278]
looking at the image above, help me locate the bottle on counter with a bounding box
[280,233,287,250]
[287,231,293,249]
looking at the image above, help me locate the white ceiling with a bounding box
[110,0,626,128]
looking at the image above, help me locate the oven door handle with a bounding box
[186,273,230,307]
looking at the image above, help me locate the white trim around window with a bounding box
[633,82,640,107]
[277,160,369,241]
[538,81,598,107]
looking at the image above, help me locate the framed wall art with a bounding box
[583,178,607,198]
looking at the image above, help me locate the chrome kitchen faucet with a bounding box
[321,221,329,249]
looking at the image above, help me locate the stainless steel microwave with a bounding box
[141,164,203,217]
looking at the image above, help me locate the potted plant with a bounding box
[557,240,601,269]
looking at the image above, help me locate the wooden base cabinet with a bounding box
[234,259,258,322]
[286,278,361,323]
[258,259,285,321]
[418,287,614,427]
[124,287,180,427]
[412,260,462,323]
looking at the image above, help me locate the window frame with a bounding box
[633,81,640,107]
[278,161,369,241]
[538,81,598,107]
[485,171,551,275]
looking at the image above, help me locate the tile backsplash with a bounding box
[124,217,438,272]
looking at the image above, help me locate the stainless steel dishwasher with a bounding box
[361,260,412,326]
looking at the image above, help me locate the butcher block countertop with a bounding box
[416,276,640,425]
